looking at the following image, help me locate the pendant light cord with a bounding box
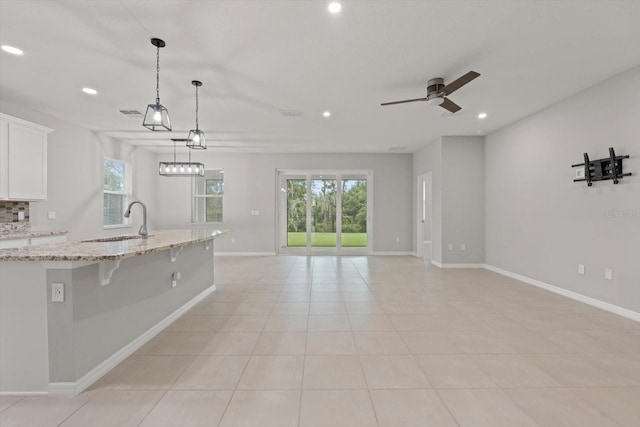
[155,46,160,104]
[195,84,199,130]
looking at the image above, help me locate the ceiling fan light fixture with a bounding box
[143,38,171,131]
[427,97,445,106]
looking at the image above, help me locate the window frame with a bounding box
[191,169,224,224]
[103,157,132,229]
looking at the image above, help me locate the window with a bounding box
[103,158,130,227]
[192,170,224,223]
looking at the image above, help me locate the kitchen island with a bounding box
[0,228,229,396]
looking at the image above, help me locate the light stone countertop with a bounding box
[0,230,68,240]
[0,229,230,261]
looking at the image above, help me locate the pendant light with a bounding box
[159,139,205,177]
[186,80,206,149]
[143,38,171,131]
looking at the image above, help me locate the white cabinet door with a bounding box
[0,114,52,201]
[8,123,47,200]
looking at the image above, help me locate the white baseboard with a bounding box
[430,260,443,268]
[484,264,640,323]
[0,391,48,397]
[48,283,217,397]
[216,252,417,257]
[215,252,276,256]
[373,251,415,256]
[440,263,486,269]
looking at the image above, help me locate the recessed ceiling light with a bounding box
[323,111,331,118]
[82,87,98,95]
[478,112,487,119]
[328,2,342,14]
[1,45,24,55]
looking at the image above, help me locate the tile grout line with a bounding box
[214,263,284,427]
[297,256,313,427]
[355,258,383,427]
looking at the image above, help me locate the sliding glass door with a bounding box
[340,176,368,251]
[278,170,371,254]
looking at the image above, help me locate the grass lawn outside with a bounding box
[287,232,366,247]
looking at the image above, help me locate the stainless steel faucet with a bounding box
[123,201,148,239]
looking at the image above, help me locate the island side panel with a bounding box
[46,241,214,384]
[0,261,50,394]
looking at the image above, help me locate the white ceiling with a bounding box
[1,0,639,154]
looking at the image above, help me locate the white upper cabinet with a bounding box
[0,113,53,201]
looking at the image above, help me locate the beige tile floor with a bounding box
[1,255,639,426]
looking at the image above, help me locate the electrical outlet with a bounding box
[52,283,64,302]
[605,268,613,280]
[48,211,56,220]
[18,211,25,221]
[448,244,453,251]
[395,237,400,243]
[578,264,585,275]
[172,272,181,288]
[231,238,236,244]
[460,243,466,251]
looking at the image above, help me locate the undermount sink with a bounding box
[81,235,144,243]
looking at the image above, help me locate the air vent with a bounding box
[119,110,143,118]
[280,109,304,117]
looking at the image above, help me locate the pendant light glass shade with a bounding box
[186,80,206,149]
[143,38,171,131]
[159,139,205,177]
[186,129,206,149]
[144,103,171,131]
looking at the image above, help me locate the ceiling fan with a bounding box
[381,71,480,113]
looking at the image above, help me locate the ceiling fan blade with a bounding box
[441,71,480,96]
[440,98,462,113]
[381,97,428,106]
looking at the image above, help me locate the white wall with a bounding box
[0,101,157,241]
[155,152,414,254]
[442,136,485,264]
[485,66,640,312]
[413,136,485,265]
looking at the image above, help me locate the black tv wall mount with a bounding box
[572,147,631,187]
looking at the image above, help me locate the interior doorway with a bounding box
[277,170,372,254]
[416,172,433,263]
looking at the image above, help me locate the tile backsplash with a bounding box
[0,201,30,223]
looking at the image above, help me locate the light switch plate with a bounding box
[578,264,585,275]
[48,211,56,220]
[605,268,613,280]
